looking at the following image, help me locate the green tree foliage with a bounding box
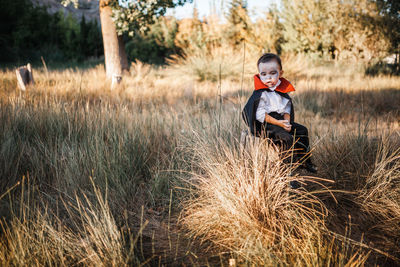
[0,0,102,64]
[125,16,180,64]
[225,0,251,46]
[113,0,190,36]
[375,0,400,64]
[0,0,51,62]
[224,1,284,54]
[62,0,192,36]
[2,0,397,66]
[174,6,207,51]
[80,16,103,59]
[280,0,392,60]
[250,5,283,54]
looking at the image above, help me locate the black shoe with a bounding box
[289,180,302,189]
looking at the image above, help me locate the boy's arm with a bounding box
[283,113,292,132]
[264,114,291,132]
[283,113,290,122]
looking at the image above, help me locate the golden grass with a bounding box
[0,178,135,266]
[0,55,399,265]
[180,138,333,265]
[356,137,400,253]
[2,56,399,106]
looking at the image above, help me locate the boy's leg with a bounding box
[265,124,294,164]
[265,124,293,151]
[291,123,317,172]
[290,123,309,155]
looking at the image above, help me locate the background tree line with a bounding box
[124,0,400,69]
[0,0,103,65]
[0,0,184,66]
[177,0,399,63]
[1,0,399,70]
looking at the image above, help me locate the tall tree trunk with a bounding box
[99,0,128,81]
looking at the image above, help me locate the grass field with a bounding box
[0,56,400,266]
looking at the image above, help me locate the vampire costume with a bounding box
[242,75,315,171]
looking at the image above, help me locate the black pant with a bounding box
[264,112,312,164]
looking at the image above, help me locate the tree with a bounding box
[0,0,102,63]
[280,0,391,61]
[374,0,400,68]
[125,16,179,64]
[251,5,283,54]
[174,5,204,51]
[62,0,191,83]
[225,0,251,46]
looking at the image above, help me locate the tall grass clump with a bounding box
[312,128,400,264]
[0,178,138,266]
[167,46,254,82]
[179,136,367,265]
[356,137,400,254]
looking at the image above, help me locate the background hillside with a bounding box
[32,0,99,21]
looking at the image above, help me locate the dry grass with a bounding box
[356,136,400,254]
[0,55,399,265]
[180,137,335,265]
[0,177,135,266]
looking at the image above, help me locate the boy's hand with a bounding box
[278,120,292,132]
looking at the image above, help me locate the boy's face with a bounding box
[258,60,283,88]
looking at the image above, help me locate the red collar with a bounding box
[254,74,295,93]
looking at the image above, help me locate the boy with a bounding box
[242,53,317,174]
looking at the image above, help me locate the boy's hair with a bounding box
[257,53,282,70]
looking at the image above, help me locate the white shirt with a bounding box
[255,80,291,123]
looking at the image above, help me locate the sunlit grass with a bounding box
[0,55,399,265]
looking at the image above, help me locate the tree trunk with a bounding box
[99,0,128,85]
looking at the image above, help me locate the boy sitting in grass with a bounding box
[242,53,317,175]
